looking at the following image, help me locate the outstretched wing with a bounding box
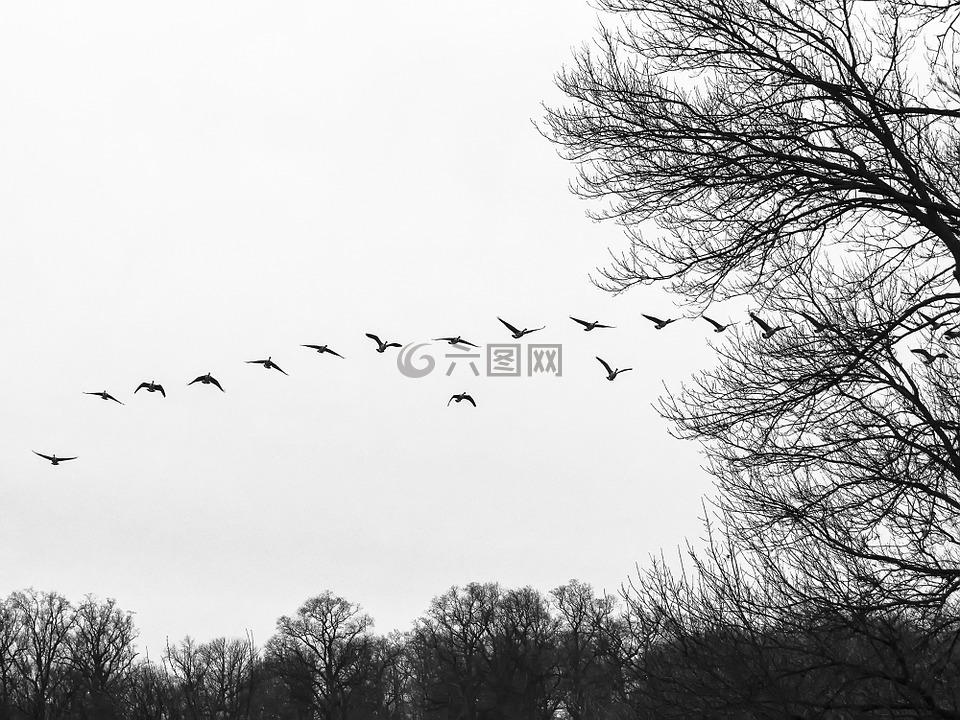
[749,312,773,333]
[210,376,225,391]
[33,450,55,462]
[596,356,613,375]
[302,344,322,351]
[457,339,478,348]
[326,348,345,358]
[134,382,148,393]
[464,394,477,407]
[157,384,166,397]
[911,349,933,362]
[58,456,78,462]
[385,342,402,349]
[570,316,590,328]
[703,316,724,331]
[188,376,202,385]
[106,392,123,404]
[365,333,383,346]
[498,317,521,335]
[273,364,289,375]
[642,314,664,325]
[447,396,456,406]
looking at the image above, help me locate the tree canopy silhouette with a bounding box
[544,0,960,614]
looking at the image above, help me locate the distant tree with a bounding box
[487,587,561,720]
[66,595,138,720]
[6,589,75,720]
[265,592,381,720]
[407,583,501,720]
[550,581,623,720]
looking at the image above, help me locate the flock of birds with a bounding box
[31,309,951,464]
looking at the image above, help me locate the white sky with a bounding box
[0,2,719,656]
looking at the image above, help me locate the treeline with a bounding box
[2,573,959,720]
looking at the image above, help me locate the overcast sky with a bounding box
[0,2,721,656]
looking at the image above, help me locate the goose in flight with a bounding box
[497,317,544,338]
[302,344,345,358]
[920,312,944,330]
[596,356,632,381]
[135,381,166,397]
[642,314,676,330]
[797,311,828,333]
[365,334,402,353]
[749,312,788,339]
[434,336,479,347]
[911,348,949,365]
[246,357,288,375]
[448,392,477,407]
[570,316,615,331]
[702,316,732,333]
[33,451,77,465]
[84,390,123,405]
[188,373,225,391]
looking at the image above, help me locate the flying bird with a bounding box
[749,312,788,339]
[433,336,479,347]
[642,314,676,330]
[448,392,477,407]
[135,381,166,397]
[84,390,123,405]
[944,327,960,341]
[246,357,288,375]
[702,316,733,333]
[797,311,828,333]
[596,356,632,381]
[188,373,225,391]
[365,334,402,353]
[302,344,345,358]
[570,316,615,331]
[920,312,944,330]
[497,317,545,338]
[33,451,77,466]
[911,348,949,365]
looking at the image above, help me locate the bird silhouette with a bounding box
[642,314,676,330]
[448,392,477,407]
[749,312,788,339]
[84,390,123,405]
[920,312,944,330]
[188,373,225,391]
[911,348,949,365]
[135,381,166,397]
[434,336,479,347]
[596,356,632,381]
[365,334,402,353]
[797,311,828,333]
[702,316,733,333]
[246,357,288,375]
[302,344,345,358]
[944,327,960,341]
[497,317,545,338]
[570,316,615,331]
[33,451,77,465]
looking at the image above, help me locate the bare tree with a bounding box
[265,592,379,720]
[67,595,138,720]
[6,589,75,720]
